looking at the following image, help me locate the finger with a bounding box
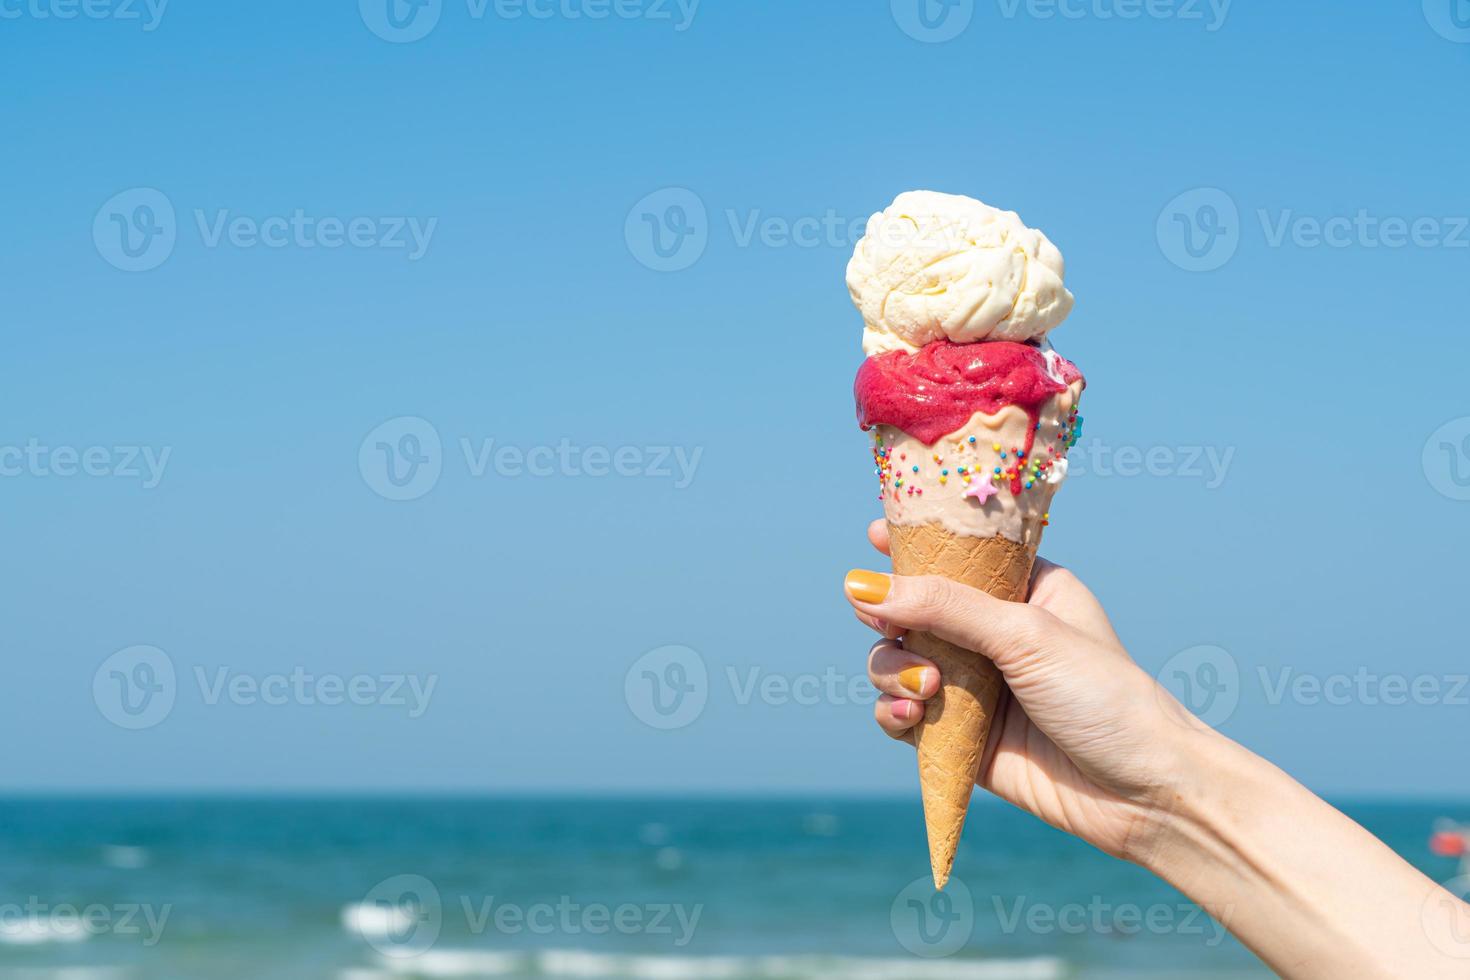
[853,609,906,639]
[875,693,921,742]
[867,638,939,699]
[866,519,891,556]
[845,569,1049,671]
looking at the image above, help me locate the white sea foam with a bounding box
[0,917,89,946]
[377,950,519,976]
[374,949,1065,980]
[100,845,149,870]
[341,902,416,940]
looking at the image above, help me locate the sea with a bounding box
[0,797,1461,979]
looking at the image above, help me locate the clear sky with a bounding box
[2,0,1467,796]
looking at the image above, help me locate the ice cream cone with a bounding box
[847,190,1086,892]
[887,523,1037,890]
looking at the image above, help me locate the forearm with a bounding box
[1143,729,1470,979]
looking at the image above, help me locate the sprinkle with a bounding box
[968,436,977,444]
[993,467,1001,475]
[912,466,919,473]
[992,443,1001,452]
[941,469,949,476]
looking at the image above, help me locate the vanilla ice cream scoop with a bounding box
[848,190,1075,356]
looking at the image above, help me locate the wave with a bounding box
[342,902,418,941]
[0,917,89,946]
[375,948,1066,979]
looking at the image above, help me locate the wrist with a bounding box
[1129,721,1259,888]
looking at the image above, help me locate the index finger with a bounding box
[867,519,891,557]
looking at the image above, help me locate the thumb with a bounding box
[844,570,1050,670]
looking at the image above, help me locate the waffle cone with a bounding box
[888,522,1037,890]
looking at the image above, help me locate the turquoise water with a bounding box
[0,797,1461,979]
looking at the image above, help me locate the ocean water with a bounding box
[0,797,1461,979]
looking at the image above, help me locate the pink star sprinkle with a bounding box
[964,481,999,505]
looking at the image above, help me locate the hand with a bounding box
[847,519,1209,866]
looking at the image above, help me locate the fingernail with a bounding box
[893,699,913,721]
[898,666,933,697]
[845,569,891,604]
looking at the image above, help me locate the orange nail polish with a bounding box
[845,569,891,604]
[898,666,932,696]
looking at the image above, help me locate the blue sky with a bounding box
[2,0,1467,796]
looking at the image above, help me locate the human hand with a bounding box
[847,519,1211,866]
